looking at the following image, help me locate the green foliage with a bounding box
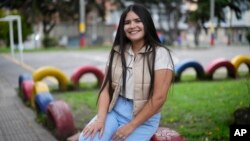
[246,30,250,45]
[42,36,58,48]
[1,0,105,39]
[187,0,250,26]
[0,9,32,47]
[0,10,9,46]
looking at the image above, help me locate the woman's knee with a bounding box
[78,132,85,141]
[78,132,100,141]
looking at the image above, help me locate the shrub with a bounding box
[246,30,250,45]
[42,36,58,48]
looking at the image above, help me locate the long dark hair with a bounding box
[98,4,172,102]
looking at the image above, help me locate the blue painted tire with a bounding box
[205,58,236,79]
[35,92,54,114]
[18,73,32,88]
[175,59,205,82]
[31,81,50,109]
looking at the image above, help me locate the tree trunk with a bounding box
[194,21,202,47]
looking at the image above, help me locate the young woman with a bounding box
[79,4,174,141]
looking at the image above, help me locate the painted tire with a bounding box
[46,100,76,140]
[231,55,250,73]
[18,73,32,89]
[175,59,205,82]
[70,65,104,89]
[31,81,50,109]
[150,127,185,141]
[32,66,69,91]
[205,58,236,79]
[21,80,34,102]
[35,92,54,114]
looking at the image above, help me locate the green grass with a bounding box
[0,45,112,54]
[54,77,250,141]
[162,78,250,141]
[0,46,10,53]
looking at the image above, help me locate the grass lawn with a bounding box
[0,45,112,53]
[52,75,250,141]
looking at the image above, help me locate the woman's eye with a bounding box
[124,21,130,25]
[135,19,141,23]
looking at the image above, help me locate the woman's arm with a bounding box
[82,68,110,138]
[82,84,110,138]
[96,65,111,123]
[112,69,173,140]
[96,84,110,123]
[130,69,173,127]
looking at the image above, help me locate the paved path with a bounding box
[0,55,57,141]
[0,45,249,141]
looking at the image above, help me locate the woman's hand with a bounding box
[82,120,105,140]
[112,123,136,141]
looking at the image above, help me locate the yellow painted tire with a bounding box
[32,66,69,91]
[31,81,50,109]
[231,55,250,73]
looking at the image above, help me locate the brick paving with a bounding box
[0,55,57,141]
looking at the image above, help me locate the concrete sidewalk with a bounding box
[0,55,57,141]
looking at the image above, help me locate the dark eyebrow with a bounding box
[125,18,141,22]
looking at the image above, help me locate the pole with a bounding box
[228,7,233,46]
[210,0,215,46]
[9,20,14,57]
[17,16,24,62]
[79,0,86,48]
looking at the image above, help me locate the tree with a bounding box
[1,0,106,47]
[186,0,250,46]
[0,9,32,47]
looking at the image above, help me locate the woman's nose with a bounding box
[129,21,136,28]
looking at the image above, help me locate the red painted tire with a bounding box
[70,66,104,89]
[21,80,34,102]
[205,58,236,79]
[46,100,76,140]
[150,127,185,141]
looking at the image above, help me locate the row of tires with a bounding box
[18,65,108,139]
[31,55,250,92]
[19,74,76,140]
[175,55,250,81]
[20,54,250,102]
[32,65,105,91]
[18,65,185,140]
[21,54,250,101]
